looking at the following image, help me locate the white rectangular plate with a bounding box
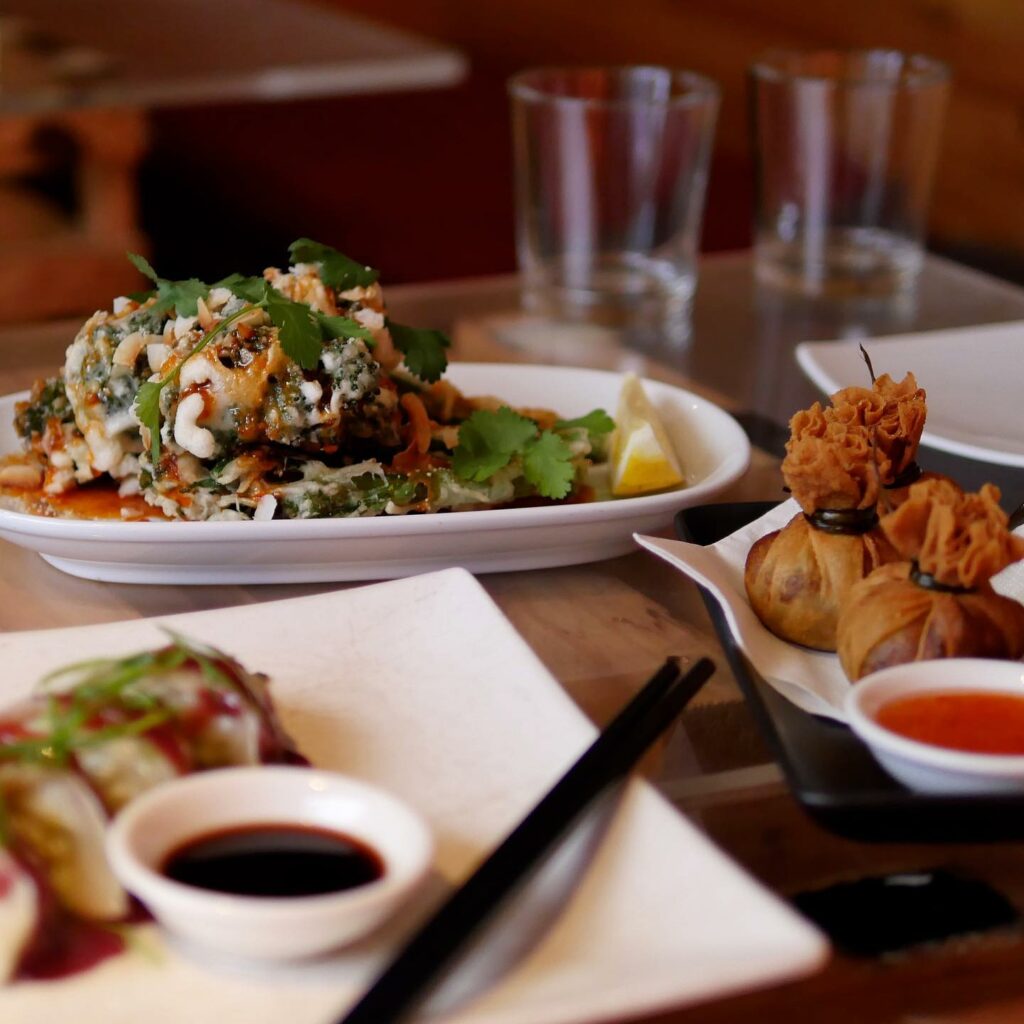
[0,363,750,584]
[0,569,825,1023]
[797,322,1024,467]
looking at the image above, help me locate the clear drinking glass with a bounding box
[750,50,949,297]
[509,67,719,343]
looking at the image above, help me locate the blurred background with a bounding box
[2,0,1023,317]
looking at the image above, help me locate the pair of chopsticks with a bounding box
[340,654,715,1024]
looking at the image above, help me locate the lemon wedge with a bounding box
[610,374,685,497]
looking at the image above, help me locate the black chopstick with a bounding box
[339,654,715,1024]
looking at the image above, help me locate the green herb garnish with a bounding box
[452,407,577,499]
[264,289,323,370]
[287,238,379,290]
[554,409,615,436]
[217,275,374,347]
[318,314,376,346]
[522,429,577,498]
[452,407,538,483]
[126,252,211,317]
[0,634,247,770]
[387,321,450,382]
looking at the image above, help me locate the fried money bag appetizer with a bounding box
[744,399,898,651]
[830,371,929,507]
[837,480,1024,681]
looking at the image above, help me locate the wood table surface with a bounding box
[3,250,1024,1023]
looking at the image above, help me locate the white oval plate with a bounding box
[0,363,750,584]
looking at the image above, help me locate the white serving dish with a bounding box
[107,766,433,962]
[846,659,1024,794]
[796,321,1024,467]
[638,502,1024,724]
[0,363,750,584]
[0,569,825,1024]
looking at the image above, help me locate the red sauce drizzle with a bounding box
[41,482,157,520]
[876,690,1024,755]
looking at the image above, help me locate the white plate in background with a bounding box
[0,363,750,584]
[797,322,1024,467]
[0,570,826,1024]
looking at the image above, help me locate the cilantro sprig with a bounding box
[452,405,614,499]
[450,407,573,499]
[452,407,538,483]
[127,252,211,317]
[388,321,450,383]
[522,429,577,498]
[285,240,450,381]
[288,238,379,291]
[216,274,375,354]
[554,409,615,436]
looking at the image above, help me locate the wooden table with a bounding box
[4,251,1024,1022]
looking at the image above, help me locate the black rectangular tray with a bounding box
[677,501,1024,843]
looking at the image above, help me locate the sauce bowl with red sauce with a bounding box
[846,660,1024,794]
[106,766,433,961]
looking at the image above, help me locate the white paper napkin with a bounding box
[636,502,1024,724]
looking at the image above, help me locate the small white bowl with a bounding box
[846,659,1024,794]
[106,766,433,961]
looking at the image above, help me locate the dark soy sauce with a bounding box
[162,824,384,897]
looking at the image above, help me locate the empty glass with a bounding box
[750,50,949,297]
[509,67,719,343]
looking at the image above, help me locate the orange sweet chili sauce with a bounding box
[876,691,1024,755]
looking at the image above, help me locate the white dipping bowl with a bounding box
[107,766,433,961]
[846,659,1024,794]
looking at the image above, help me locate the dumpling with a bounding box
[837,480,1024,680]
[0,635,304,982]
[745,396,898,651]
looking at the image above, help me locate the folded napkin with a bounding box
[636,502,1024,724]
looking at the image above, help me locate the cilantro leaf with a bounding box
[555,408,615,437]
[265,292,322,370]
[287,238,379,290]
[317,313,374,344]
[388,321,450,382]
[452,408,580,498]
[452,407,538,482]
[124,254,157,303]
[215,273,269,304]
[217,274,372,354]
[154,278,209,317]
[218,272,326,369]
[134,380,163,462]
[126,252,209,317]
[127,252,159,284]
[522,430,576,499]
